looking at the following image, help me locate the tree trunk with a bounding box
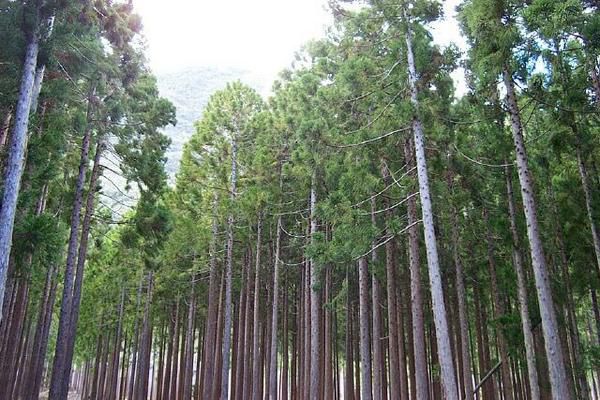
[506,167,540,400]
[502,66,571,400]
[49,90,95,400]
[370,199,384,400]
[451,213,474,400]
[404,11,458,400]
[184,277,196,400]
[25,261,58,400]
[220,135,238,400]
[483,209,515,400]
[358,256,373,400]
[269,215,283,399]
[60,137,106,397]
[202,196,220,400]
[253,214,263,400]
[345,269,355,400]
[309,176,322,400]
[0,2,43,318]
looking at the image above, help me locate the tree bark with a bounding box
[404,10,458,400]
[0,2,43,318]
[269,215,283,399]
[309,176,322,400]
[202,196,220,400]
[502,66,571,400]
[49,89,95,400]
[483,208,515,400]
[358,256,373,400]
[252,214,263,400]
[506,166,540,400]
[450,212,474,400]
[220,135,238,400]
[369,198,384,400]
[60,137,106,397]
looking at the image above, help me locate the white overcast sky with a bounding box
[136,0,465,78]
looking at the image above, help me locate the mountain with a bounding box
[155,66,272,180]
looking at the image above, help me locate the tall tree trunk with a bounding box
[380,163,402,400]
[506,166,540,400]
[25,261,58,400]
[0,2,44,317]
[135,272,154,400]
[129,276,145,400]
[202,196,220,400]
[60,137,105,398]
[220,136,238,400]
[404,11,458,399]
[183,277,196,400]
[401,141,430,400]
[502,66,571,400]
[483,209,515,400]
[269,215,283,399]
[49,90,95,400]
[253,214,263,400]
[450,212,474,400]
[358,256,373,400]
[309,176,322,400]
[345,269,355,400]
[370,199,384,400]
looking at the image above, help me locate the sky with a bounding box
[135,0,466,81]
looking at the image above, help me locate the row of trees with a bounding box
[0,1,174,400]
[1,0,600,399]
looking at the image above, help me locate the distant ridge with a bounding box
[155,67,271,179]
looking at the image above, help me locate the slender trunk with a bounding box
[484,209,514,400]
[253,215,263,400]
[309,176,321,400]
[220,136,238,400]
[60,137,105,397]
[202,196,220,400]
[129,275,145,400]
[183,277,196,400]
[380,163,402,400]
[162,305,175,400]
[25,261,58,400]
[243,253,253,400]
[370,199,383,400]
[358,257,373,400]
[506,166,540,400]
[269,215,283,399]
[401,141,430,400]
[345,269,355,400]
[49,91,96,400]
[503,66,570,400]
[0,3,43,317]
[451,213,474,400]
[404,13,458,399]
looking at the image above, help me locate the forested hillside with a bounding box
[1,1,600,400]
